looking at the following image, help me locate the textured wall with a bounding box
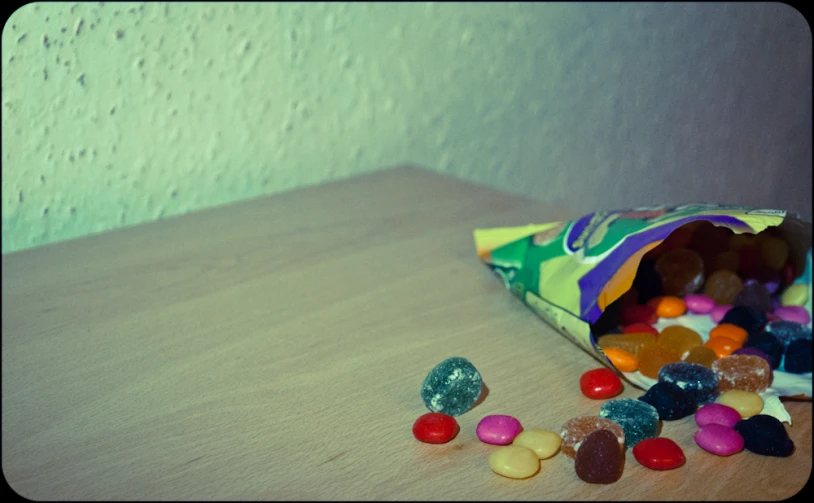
[2,2,811,254]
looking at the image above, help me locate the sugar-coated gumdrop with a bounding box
[734,415,794,457]
[658,362,719,405]
[720,306,767,336]
[420,357,482,416]
[683,346,718,368]
[743,332,784,370]
[784,339,813,374]
[655,248,705,297]
[413,412,460,444]
[657,325,703,357]
[599,398,660,448]
[711,355,772,393]
[580,368,623,399]
[560,416,625,459]
[639,381,697,421]
[638,343,681,379]
[732,282,773,313]
[764,320,812,346]
[574,429,625,484]
[632,437,685,470]
[704,270,744,305]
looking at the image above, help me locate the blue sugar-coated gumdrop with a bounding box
[599,398,659,448]
[765,321,812,347]
[734,415,794,457]
[420,356,482,417]
[783,339,813,374]
[638,381,697,421]
[658,362,719,405]
[720,306,767,336]
[744,332,784,370]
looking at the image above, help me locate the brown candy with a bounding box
[655,248,705,297]
[574,429,625,484]
[683,346,719,368]
[712,354,772,393]
[704,269,744,305]
[560,416,625,459]
[657,326,703,357]
[759,236,789,271]
[597,333,656,359]
[639,343,681,379]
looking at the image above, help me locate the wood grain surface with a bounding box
[2,166,811,500]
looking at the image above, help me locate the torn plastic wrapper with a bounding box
[474,204,812,424]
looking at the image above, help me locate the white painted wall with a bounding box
[2,2,811,254]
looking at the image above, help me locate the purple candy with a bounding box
[732,347,773,367]
[764,281,780,295]
[476,415,523,445]
[695,403,743,428]
[694,424,745,456]
[710,305,732,324]
[686,294,716,314]
[773,306,811,325]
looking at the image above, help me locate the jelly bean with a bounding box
[599,398,660,447]
[488,445,540,479]
[685,294,716,314]
[683,346,718,368]
[658,362,719,405]
[758,236,789,271]
[639,381,697,420]
[632,437,686,470]
[413,412,460,444]
[716,390,763,418]
[709,324,748,344]
[638,343,681,379]
[580,368,623,399]
[622,323,659,336]
[732,282,773,314]
[602,347,639,372]
[773,306,811,325]
[783,339,813,374]
[720,306,767,336]
[781,283,809,306]
[734,415,794,457]
[695,403,742,428]
[559,416,625,459]
[647,296,686,318]
[658,325,703,357]
[712,355,772,393]
[597,332,656,359]
[512,429,562,460]
[694,423,744,456]
[709,304,733,324]
[743,332,784,369]
[574,430,624,484]
[477,415,523,445]
[655,248,705,297]
[703,336,742,359]
[421,357,482,416]
[704,270,744,305]
[620,304,658,326]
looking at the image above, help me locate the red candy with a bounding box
[412,412,459,444]
[620,304,658,326]
[622,323,659,336]
[632,437,686,470]
[580,368,623,399]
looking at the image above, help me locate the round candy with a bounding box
[477,415,523,445]
[574,430,624,484]
[773,306,811,325]
[765,320,812,346]
[639,381,697,421]
[420,356,482,417]
[734,414,794,457]
[488,445,540,479]
[743,332,784,369]
[709,305,732,324]
[638,343,681,379]
[648,296,687,318]
[683,346,718,368]
[694,423,744,456]
[658,325,703,357]
[685,294,716,314]
[602,347,639,372]
[412,412,459,444]
[655,248,705,297]
[512,429,562,459]
[580,368,623,399]
[712,354,772,393]
[732,282,773,314]
[758,236,789,271]
[720,306,768,336]
[560,416,625,459]
[704,270,744,305]
[713,250,741,273]
[731,346,773,367]
[599,398,659,447]
[695,403,742,428]
[716,390,763,418]
[781,283,808,306]
[784,339,813,374]
[632,437,686,470]
[658,362,719,405]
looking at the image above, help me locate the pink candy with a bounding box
[694,424,744,456]
[709,305,732,324]
[476,415,523,445]
[772,306,811,325]
[685,294,716,314]
[695,403,742,429]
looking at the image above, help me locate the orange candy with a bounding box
[658,325,703,356]
[709,323,748,344]
[683,346,718,368]
[638,343,681,379]
[602,347,639,372]
[647,296,687,318]
[703,336,743,359]
[597,333,656,359]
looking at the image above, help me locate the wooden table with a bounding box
[3,166,810,500]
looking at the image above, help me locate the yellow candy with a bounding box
[781,283,809,307]
[716,390,763,418]
[512,429,562,460]
[488,445,540,479]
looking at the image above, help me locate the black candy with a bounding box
[638,381,697,421]
[720,306,767,336]
[734,415,794,457]
[783,339,813,374]
[744,332,785,370]
[732,282,773,314]
[765,321,812,347]
[633,259,663,304]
